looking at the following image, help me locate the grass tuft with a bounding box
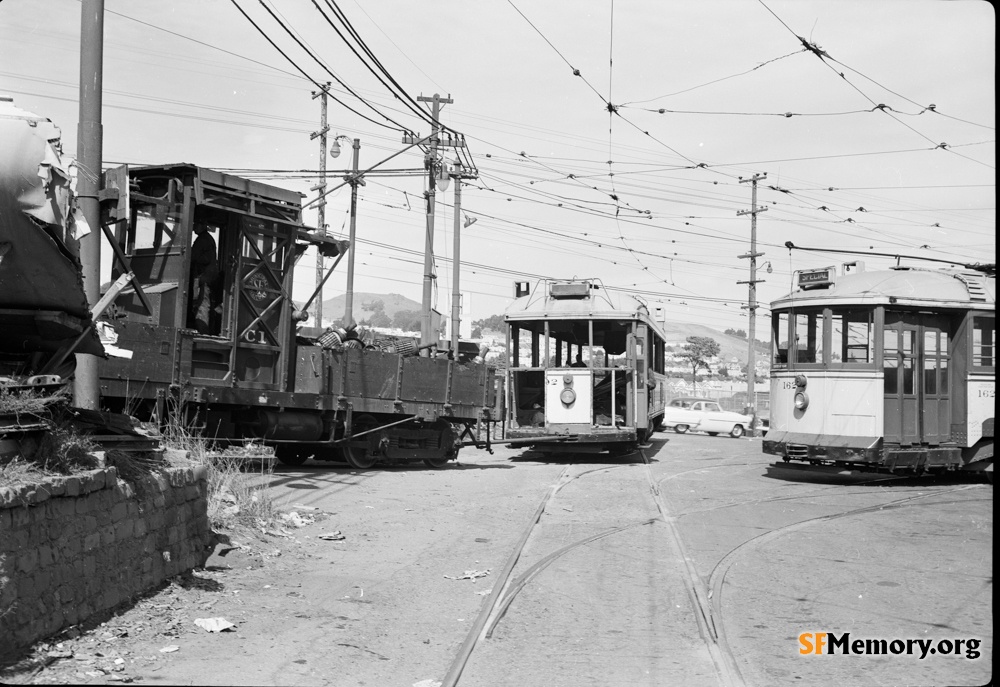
[199,444,278,533]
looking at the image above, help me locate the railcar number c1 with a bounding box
[977,388,995,398]
[243,329,268,345]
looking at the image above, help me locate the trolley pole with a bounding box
[310,83,331,326]
[412,93,452,352]
[343,138,361,327]
[74,0,104,410]
[737,172,767,436]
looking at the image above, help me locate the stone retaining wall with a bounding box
[0,465,213,655]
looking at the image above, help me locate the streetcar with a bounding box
[763,261,994,476]
[93,163,496,468]
[501,278,668,454]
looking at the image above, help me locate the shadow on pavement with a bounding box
[764,461,992,487]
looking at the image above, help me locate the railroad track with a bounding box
[440,449,988,686]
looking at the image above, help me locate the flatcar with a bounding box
[95,163,495,468]
[501,278,668,454]
[763,261,994,476]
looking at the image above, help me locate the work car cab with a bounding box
[662,397,752,438]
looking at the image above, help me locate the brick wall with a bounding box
[0,465,213,655]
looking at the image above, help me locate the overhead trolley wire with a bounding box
[102,4,304,81]
[755,0,995,171]
[621,49,807,105]
[504,0,607,104]
[312,0,450,136]
[228,0,401,132]
[251,0,412,133]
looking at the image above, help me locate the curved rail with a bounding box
[706,485,982,681]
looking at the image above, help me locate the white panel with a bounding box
[967,378,995,447]
[545,370,593,424]
[771,372,883,437]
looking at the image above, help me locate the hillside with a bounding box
[320,292,422,324]
[661,321,768,366]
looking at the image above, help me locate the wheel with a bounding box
[423,456,452,469]
[707,432,719,437]
[274,445,310,466]
[730,424,745,438]
[344,415,379,469]
[674,424,689,434]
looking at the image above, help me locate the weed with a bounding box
[33,424,99,474]
[0,457,55,487]
[0,386,65,416]
[200,444,277,532]
[103,449,168,483]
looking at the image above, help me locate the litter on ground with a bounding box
[444,569,491,580]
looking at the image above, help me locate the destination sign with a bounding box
[798,267,834,289]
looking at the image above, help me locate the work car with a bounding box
[661,397,752,438]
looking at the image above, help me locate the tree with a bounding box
[392,309,422,333]
[472,314,506,334]
[678,336,720,395]
[358,298,390,328]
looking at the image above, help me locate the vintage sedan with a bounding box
[661,397,753,438]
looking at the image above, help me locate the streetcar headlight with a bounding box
[794,391,809,410]
[560,388,577,405]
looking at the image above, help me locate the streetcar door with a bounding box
[883,313,951,445]
[629,324,648,433]
[231,216,293,389]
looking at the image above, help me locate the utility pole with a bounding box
[407,93,453,352]
[737,173,767,436]
[74,0,104,410]
[343,138,361,327]
[450,174,463,356]
[310,83,330,326]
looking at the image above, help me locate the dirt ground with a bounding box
[1,435,992,686]
[1,446,562,687]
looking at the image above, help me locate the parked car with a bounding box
[661,397,753,438]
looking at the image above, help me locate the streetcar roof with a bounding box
[771,267,995,311]
[504,278,665,333]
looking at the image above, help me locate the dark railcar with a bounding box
[97,164,495,468]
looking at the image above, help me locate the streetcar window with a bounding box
[923,357,937,395]
[794,311,822,364]
[972,316,995,368]
[772,312,789,365]
[883,329,899,395]
[830,309,874,364]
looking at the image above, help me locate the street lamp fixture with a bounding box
[329,134,352,159]
[435,159,450,191]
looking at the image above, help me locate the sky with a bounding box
[1,0,994,334]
